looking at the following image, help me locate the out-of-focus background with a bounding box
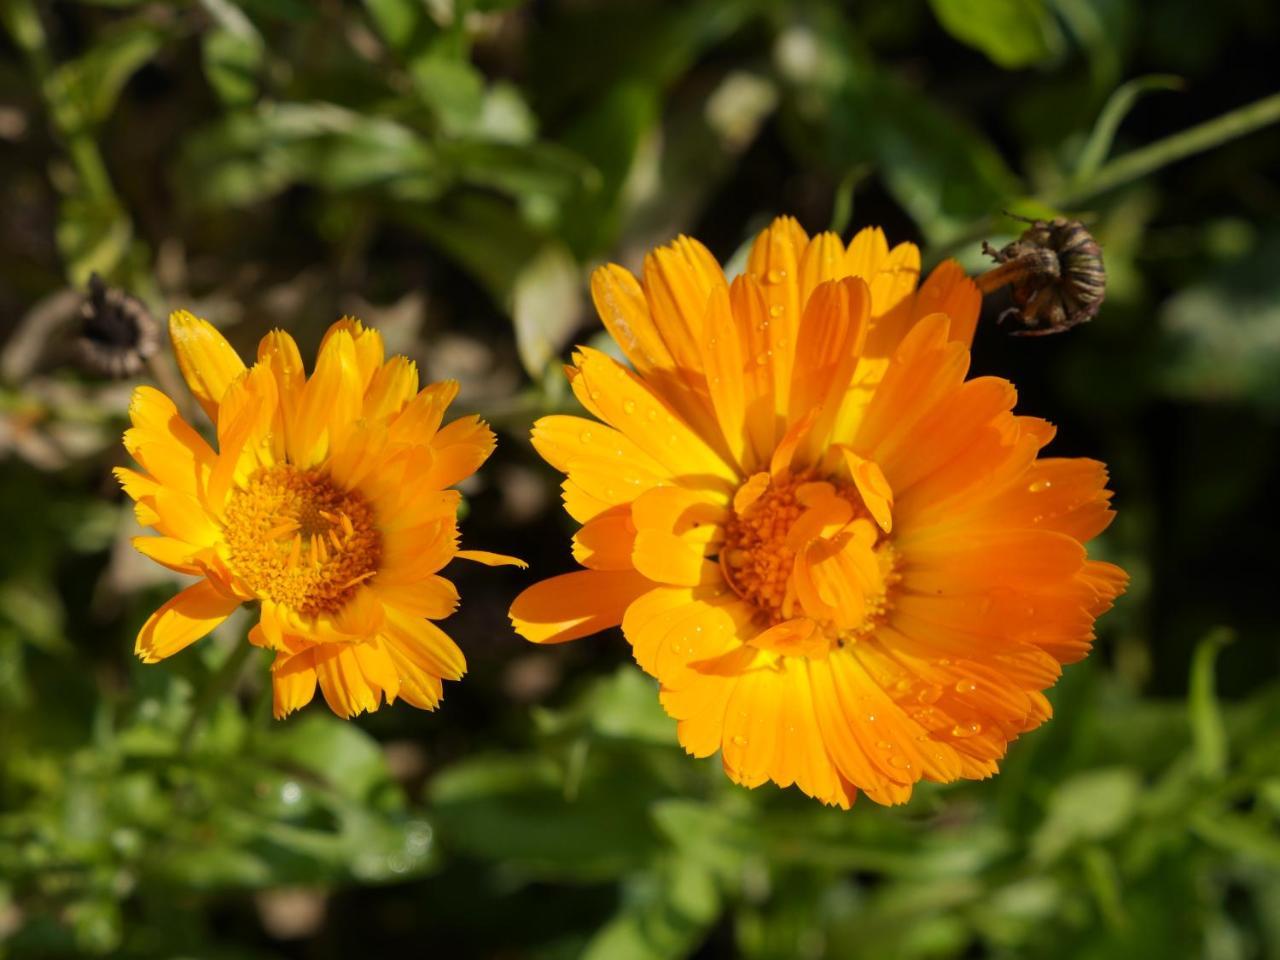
[2,1,1279,957]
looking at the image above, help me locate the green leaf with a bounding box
[200,0,265,107]
[1032,768,1141,863]
[1075,75,1184,179]
[1160,232,1280,411]
[56,191,135,287]
[581,856,721,960]
[840,75,1022,244]
[1188,627,1233,781]
[533,665,676,748]
[46,18,167,128]
[429,752,664,880]
[263,713,393,804]
[511,243,585,379]
[179,102,447,208]
[927,0,1063,69]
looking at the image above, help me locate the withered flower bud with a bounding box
[977,217,1106,336]
[75,274,160,378]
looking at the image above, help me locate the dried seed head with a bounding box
[977,217,1106,336]
[75,274,160,378]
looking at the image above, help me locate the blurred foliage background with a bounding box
[2,0,1280,957]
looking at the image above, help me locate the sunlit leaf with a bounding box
[927,0,1063,69]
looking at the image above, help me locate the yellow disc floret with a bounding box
[222,464,381,618]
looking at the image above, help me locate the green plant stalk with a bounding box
[1048,89,1280,208]
[925,90,1280,264]
[180,640,257,752]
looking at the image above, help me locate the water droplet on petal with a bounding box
[623,399,636,414]
[888,755,913,771]
[954,679,977,694]
[579,430,593,443]
[766,269,783,284]
[876,740,893,751]
[731,734,748,747]
[950,721,982,739]
[1029,479,1052,493]
[916,684,943,705]
[769,304,784,318]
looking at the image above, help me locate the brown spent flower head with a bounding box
[75,274,161,378]
[977,217,1106,336]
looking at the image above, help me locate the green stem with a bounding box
[925,90,1280,265]
[1047,90,1280,208]
[180,641,257,753]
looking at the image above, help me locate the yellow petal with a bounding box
[135,579,241,663]
[320,317,384,391]
[168,310,246,424]
[372,576,459,619]
[382,606,467,681]
[271,647,319,718]
[364,355,419,421]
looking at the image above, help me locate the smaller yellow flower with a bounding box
[119,312,522,719]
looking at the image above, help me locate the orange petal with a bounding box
[271,647,318,718]
[168,310,246,424]
[510,569,653,644]
[454,549,527,568]
[135,579,241,663]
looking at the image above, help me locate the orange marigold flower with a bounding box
[510,217,1127,808]
[119,312,522,719]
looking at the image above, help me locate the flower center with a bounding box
[222,464,381,618]
[719,472,896,641]
[720,478,809,620]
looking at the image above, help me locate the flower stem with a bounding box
[180,641,257,753]
[1047,90,1280,209]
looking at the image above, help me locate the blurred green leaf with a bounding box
[927,0,1063,69]
[1189,627,1232,781]
[429,752,664,880]
[1075,74,1184,179]
[842,75,1022,243]
[581,856,721,960]
[1032,768,1141,863]
[1160,232,1280,410]
[56,191,134,287]
[533,665,676,748]
[200,0,265,107]
[45,18,166,128]
[511,243,585,379]
[179,102,447,207]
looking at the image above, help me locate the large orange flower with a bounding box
[510,217,1127,807]
[119,313,521,719]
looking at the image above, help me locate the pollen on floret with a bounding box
[221,464,381,617]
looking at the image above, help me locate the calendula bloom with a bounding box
[119,312,521,719]
[510,217,1127,808]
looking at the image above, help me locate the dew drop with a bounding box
[876,740,893,751]
[1029,479,1052,493]
[865,713,877,724]
[731,734,749,747]
[647,409,658,421]
[755,353,769,366]
[768,304,784,318]
[893,678,913,694]
[579,430,593,443]
[950,721,982,739]
[888,755,913,771]
[916,684,943,705]
[765,269,783,284]
[954,679,977,694]
[623,399,636,414]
